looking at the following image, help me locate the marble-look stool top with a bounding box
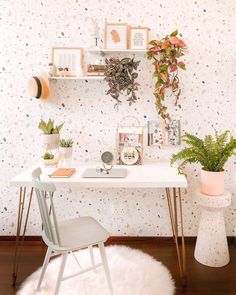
[195,191,231,208]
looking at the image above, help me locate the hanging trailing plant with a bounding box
[104,56,140,107]
[147,30,187,121]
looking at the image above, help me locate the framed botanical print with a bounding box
[129,27,150,50]
[104,22,128,49]
[117,126,143,165]
[52,47,84,76]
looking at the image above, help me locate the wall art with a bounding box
[52,47,83,77]
[104,22,128,49]
[116,126,143,165]
[129,26,150,50]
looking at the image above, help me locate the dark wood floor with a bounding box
[0,240,235,295]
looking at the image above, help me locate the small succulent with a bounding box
[42,152,54,160]
[104,56,140,107]
[38,119,64,134]
[60,138,73,148]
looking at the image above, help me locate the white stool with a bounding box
[194,191,231,267]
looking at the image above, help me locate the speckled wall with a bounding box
[0,0,236,236]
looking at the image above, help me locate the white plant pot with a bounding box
[60,147,73,159]
[42,134,60,150]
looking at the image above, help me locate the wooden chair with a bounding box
[31,167,113,295]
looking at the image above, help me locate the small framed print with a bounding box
[104,22,128,49]
[129,27,150,50]
[116,126,144,165]
[52,47,83,76]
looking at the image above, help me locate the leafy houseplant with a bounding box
[60,138,73,159]
[60,139,73,148]
[38,119,64,150]
[43,152,54,160]
[147,30,187,121]
[104,57,140,107]
[171,131,236,196]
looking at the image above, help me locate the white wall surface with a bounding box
[0,0,235,236]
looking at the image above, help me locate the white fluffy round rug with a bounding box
[17,246,175,295]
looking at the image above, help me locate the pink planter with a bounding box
[200,169,225,196]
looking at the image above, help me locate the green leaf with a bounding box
[170,29,178,36]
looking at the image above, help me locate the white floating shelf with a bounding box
[87,48,148,53]
[49,76,104,80]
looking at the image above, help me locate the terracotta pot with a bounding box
[42,134,60,149]
[200,169,225,196]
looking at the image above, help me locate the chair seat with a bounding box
[43,216,110,251]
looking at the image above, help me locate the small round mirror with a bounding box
[101,151,114,165]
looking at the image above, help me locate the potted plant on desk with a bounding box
[171,130,236,196]
[60,138,73,159]
[38,118,64,150]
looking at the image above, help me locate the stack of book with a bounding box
[86,64,106,76]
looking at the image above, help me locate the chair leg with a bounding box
[36,247,52,291]
[98,242,113,295]
[89,245,96,271]
[54,253,68,295]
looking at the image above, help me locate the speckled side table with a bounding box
[194,191,231,267]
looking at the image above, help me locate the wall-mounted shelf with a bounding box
[87,48,148,53]
[49,76,104,81]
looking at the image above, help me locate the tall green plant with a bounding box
[171,131,236,172]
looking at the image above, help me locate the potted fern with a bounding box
[171,131,236,196]
[38,119,64,149]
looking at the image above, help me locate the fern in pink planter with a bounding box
[171,130,236,196]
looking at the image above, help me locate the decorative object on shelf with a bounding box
[52,47,83,77]
[171,130,236,196]
[147,29,187,121]
[147,119,180,146]
[42,151,61,166]
[27,71,50,100]
[38,118,64,150]
[96,151,114,174]
[129,26,150,50]
[163,119,181,145]
[59,138,73,166]
[48,62,57,77]
[90,18,100,48]
[104,22,128,49]
[117,116,143,165]
[87,64,106,76]
[104,56,140,107]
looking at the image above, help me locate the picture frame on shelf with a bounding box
[104,22,128,50]
[51,47,84,77]
[128,26,150,50]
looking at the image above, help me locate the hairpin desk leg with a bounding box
[12,187,34,286]
[165,187,187,287]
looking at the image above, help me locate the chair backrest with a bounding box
[31,168,61,246]
[31,167,42,180]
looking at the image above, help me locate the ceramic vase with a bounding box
[42,134,60,150]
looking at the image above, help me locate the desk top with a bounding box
[9,162,187,189]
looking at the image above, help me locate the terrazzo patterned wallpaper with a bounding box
[0,0,236,236]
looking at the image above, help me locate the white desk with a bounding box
[10,162,187,286]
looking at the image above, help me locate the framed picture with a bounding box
[52,47,83,76]
[163,120,181,146]
[104,22,128,49]
[116,126,143,165]
[129,27,150,50]
[147,120,165,146]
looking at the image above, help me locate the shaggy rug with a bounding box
[17,246,175,295]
